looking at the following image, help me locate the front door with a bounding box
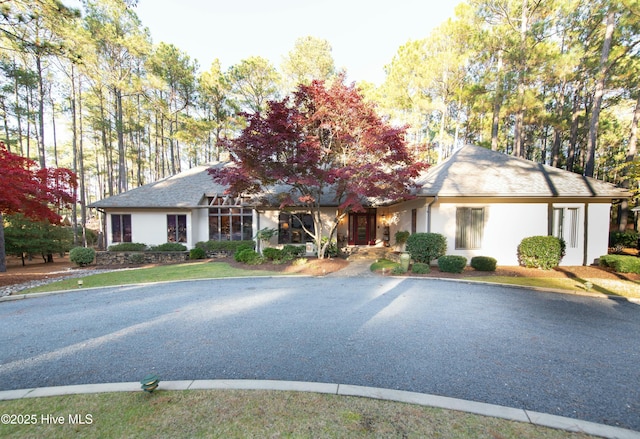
[348,210,377,245]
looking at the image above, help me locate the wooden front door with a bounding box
[348,210,377,245]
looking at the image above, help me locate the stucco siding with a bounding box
[587,203,612,265]
[431,203,547,265]
[106,210,192,248]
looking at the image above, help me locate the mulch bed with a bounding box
[1,254,638,288]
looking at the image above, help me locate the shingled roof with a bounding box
[89,163,230,209]
[89,145,629,209]
[415,145,629,199]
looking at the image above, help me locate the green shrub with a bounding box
[395,230,410,246]
[282,244,306,260]
[262,247,283,261]
[406,233,447,264]
[470,256,497,272]
[517,236,565,269]
[411,262,431,274]
[234,248,262,264]
[150,242,188,252]
[108,242,148,251]
[609,231,638,249]
[321,237,339,257]
[69,247,95,267]
[391,265,407,275]
[599,255,640,274]
[195,240,256,254]
[438,255,467,273]
[189,247,206,260]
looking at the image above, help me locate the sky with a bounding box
[125,0,459,85]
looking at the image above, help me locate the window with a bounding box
[455,207,485,249]
[553,207,579,248]
[111,214,132,243]
[411,209,417,234]
[278,213,314,244]
[167,214,187,243]
[208,195,253,241]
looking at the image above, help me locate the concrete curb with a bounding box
[387,275,640,305]
[0,274,308,303]
[1,380,638,439]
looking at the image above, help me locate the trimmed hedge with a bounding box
[406,233,447,264]
[108,242,148,251]
[599,255,640,274]
[411,262,431,274]
[150,242,187,252]
[517,236,565,270]
[470,256,497,272]
[438,255,467,273]
[195,240,255,254]
[69,247,95,266]
[189,247,206,260]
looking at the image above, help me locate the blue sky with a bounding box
[134,0,459,84]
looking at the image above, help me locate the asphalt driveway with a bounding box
[0,276,638,431]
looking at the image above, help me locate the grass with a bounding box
[23,261,286,294]
[0,390,596,439]
[465,276,640,299]
[370,259,640,299]
[370,259,400,272]
[4,260,624,438]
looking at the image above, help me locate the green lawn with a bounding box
[465,276,640,299]
[23,261,287,294]
[370,259,640,300]
[0,390,597,439]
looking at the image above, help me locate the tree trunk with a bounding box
[36,55,46,168]
[115,88,127,193]
[567,90,581,172]
[50,85,58,168]
[618,94,640,231]
[490,54,504,151]
[585,9,616,177]
[0,213,5,273]
[78,75,87,246]
[71,66,78,246]
[13,58,24,156]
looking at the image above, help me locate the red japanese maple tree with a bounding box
[0,142,77,272]
[210,77,427,258]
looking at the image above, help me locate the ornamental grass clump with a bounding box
[470,256,497,272]
[406,233,447,264]
[437,255,467,273]
[517,236,565,270]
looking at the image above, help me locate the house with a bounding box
[89,145,629,266]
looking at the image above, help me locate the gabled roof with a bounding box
[89,145,629,209]
[415,145,630,199]
[89,163,230,209]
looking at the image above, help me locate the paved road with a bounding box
[1,276,639,431]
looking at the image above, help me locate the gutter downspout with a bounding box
[427,196,438,233]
